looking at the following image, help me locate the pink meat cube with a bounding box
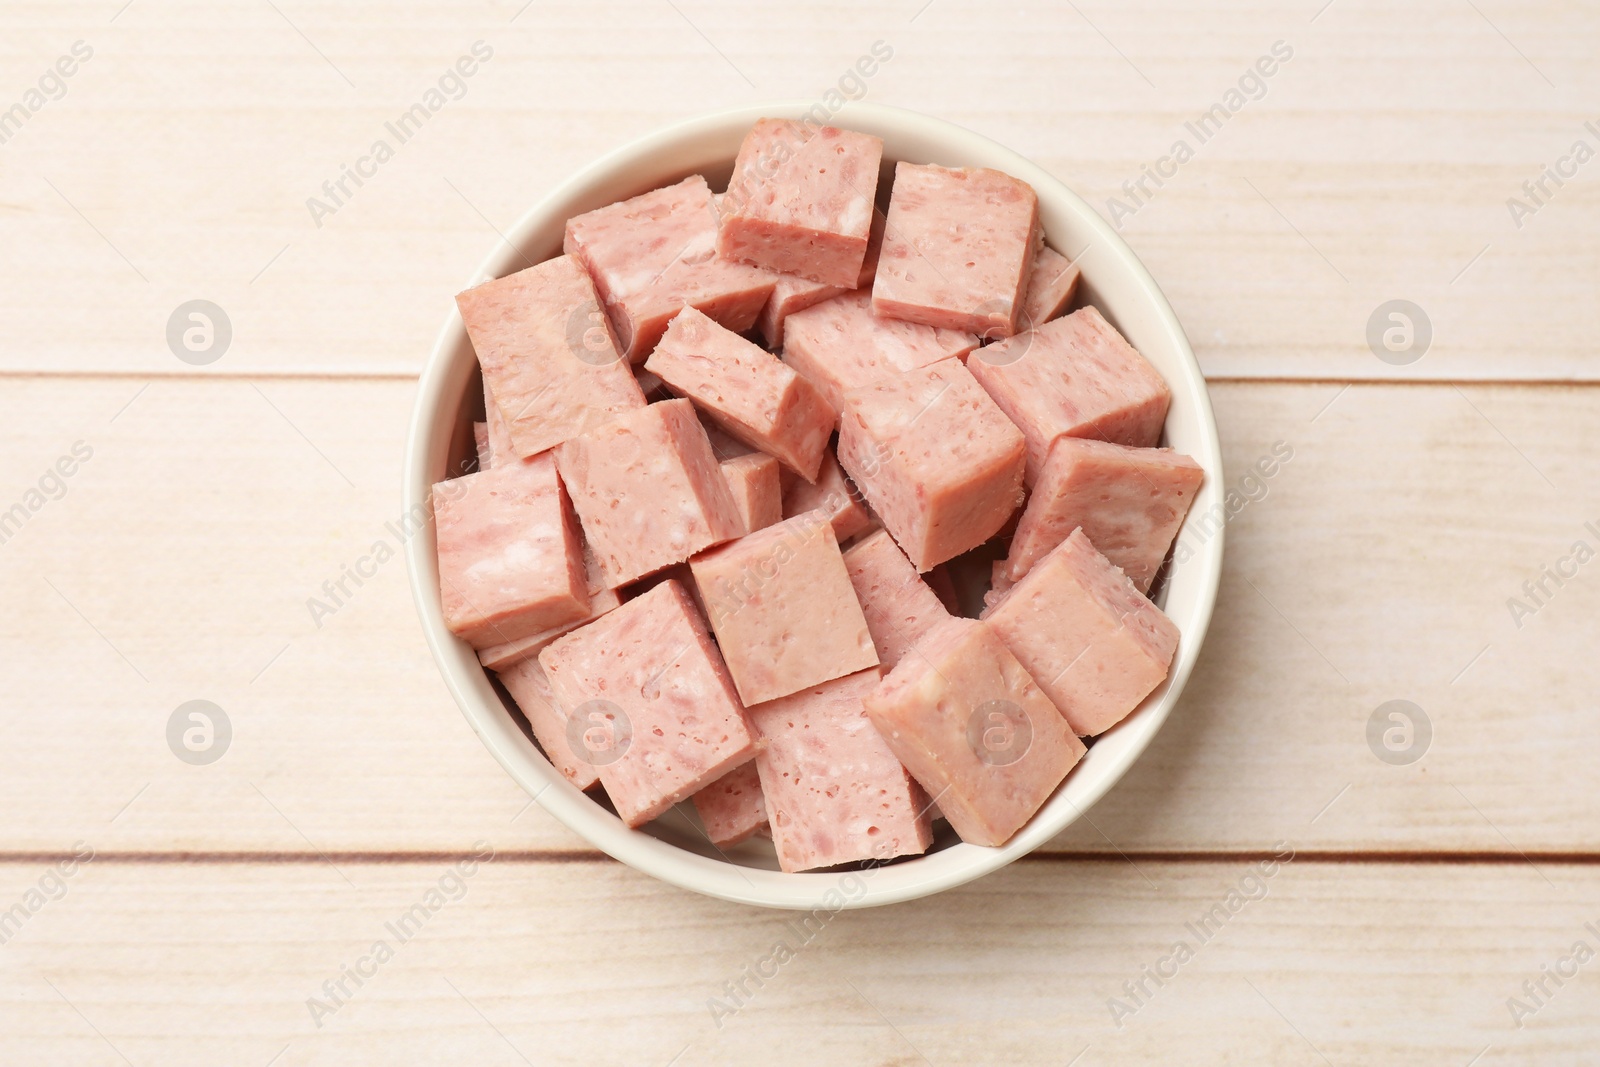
[1001,438,1204,595]
[718,119,883,287]
[472,422,491,469]
[476,549,622,670]
[720,453,783,535]
[1021,246,1081,329]
[983,529,1179,737]
[645,307,832,481]
[433,453,590,647]
[689,512,878,705]
[872,163,1040,339]
[863,616,1085,848]
[781,447,875,542]
[691,760,768,848]
[750,669,933,872]
[755,205,886,348]
[457,256,647,459]
[482,378,513,465]
[837,358,1025,572]
[781,289,978,416]
[842,530,950,670]
[564,175,777,362]
[555,399,744,587]
[494,656,598,791]
[968,306,1172,485]
[538,579,756,827]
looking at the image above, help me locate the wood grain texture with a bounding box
[0,859,1592,1065]
[0,377,1593,855]
[0,1,1595,378]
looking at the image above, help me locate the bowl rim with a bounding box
[405,100,1225,910]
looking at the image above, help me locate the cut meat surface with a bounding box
[476,549,622,670]
[837,358,1025,571]
[781,446,875,542]
[750,669,933,872]
[754,204,886,348]
[842,530,949,670]
[1000,438,1203,595]
[538,579,756,827]
[968,306,1171,485]
[719,453,783,535]
[872,162,1040,338]
[645,307,833,482]
[1020,245,1081,329]
[555,399,745,588]
[719,119,883,286]
[482,378,513,464]
[781,289,978,416]
[457,255,647,459]
[689,512,878,705]
[495,656,599,791]
[434,453,590,647]
[691,760,768,847]
[863,616,1085,848]
[983,529,1179,737]
[472,422,491,470]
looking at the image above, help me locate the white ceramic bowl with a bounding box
[406,101,1224,910]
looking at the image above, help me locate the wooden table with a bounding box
[2,1,1595,1062]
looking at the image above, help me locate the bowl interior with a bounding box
[406,101,1224,909]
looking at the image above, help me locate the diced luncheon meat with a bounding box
[689,512,878,705]
[750,669,933,872]
[843,529,950,670]
[564,175,776,362]
[645,307,833,482]
[998,438,1203,596]
[434,452,590,647]
[457,255,647,459]
[438,117,1198,857]
[983,529,1179,737]
[494,656,599,791]
[781,289,978,416]
[719,453,783,535]
[691,759,768,848]
[719,119,883,287]
[863,616,1085,848]
[872,163,1040,338]
[781,446,875,542]
[555,399,745,588]
[476,549,622,671]
[837,358,1025,571]
[1020,246,1081,329]
[968,306,1171,485]
[538,579,756,827]
[755,206,886,348]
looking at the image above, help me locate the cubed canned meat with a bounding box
[457,255,647,459]
[750,669,933,872]
[434,453,590,647]
[482,378,514,465]
[689,512,879,705]
[719,453,783,535]
[719,119,883,287]
[872,162,1040,338]
[968,306,1172,485]
[837,358,1025,571]
[983,529,1179,737]
[781,446,875,542]
[691,760,768,848]
[781,289,978,416]
[476,549,622,671]
[645,307,833,482]
[495,655,599,791]
[1000,438,1203,595]
[842,530,949,670]
[755,205,886,348]
[1020,245,1081,329]
[863,616,1085,848]
[555,399,745,588]
[538,579,756,827]
[564,175,777,362]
